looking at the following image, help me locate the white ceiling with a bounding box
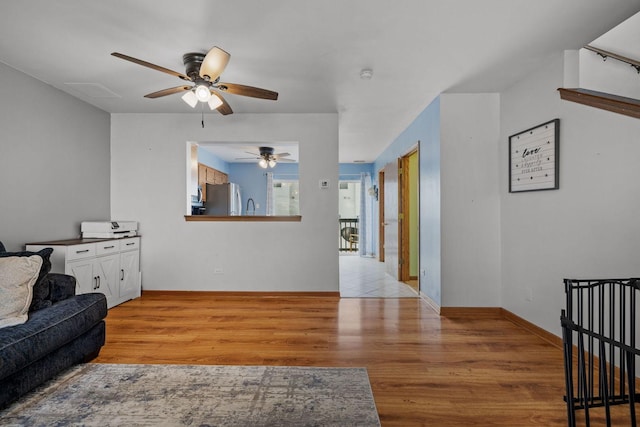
[1,1,639,162]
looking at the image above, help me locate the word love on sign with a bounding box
[509,119,559,193]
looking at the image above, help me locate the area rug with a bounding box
[0,364,381,427]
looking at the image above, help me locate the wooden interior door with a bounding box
[399,148,419,288]
[378,170,385,262]
[383,160,400,280]
[399,154,410,282]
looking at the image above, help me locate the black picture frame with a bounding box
[509,119,559,193]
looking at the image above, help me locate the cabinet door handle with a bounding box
[120,269,125,281]
[126,242,135,246]
[96,276,101,289]
[93,276,98,290]
[103,245,115,249]
[76,249,90,254]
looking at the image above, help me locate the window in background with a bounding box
[338,181,360,218]
[338,181,360,252]
[273,180,299,216]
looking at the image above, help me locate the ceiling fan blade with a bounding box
[111,52,190,81]
[277,158,296,163]
[144,86,192,99]
[200,47,230,81]
[235,157,261,160]
[212,92,233,115]
[273,152,291,158]
[217,83,278,100]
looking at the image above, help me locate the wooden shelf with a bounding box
[558,88,640,120]
[185,215,301,222]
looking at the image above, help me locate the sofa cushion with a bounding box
[0,256,43,329]
[0,248,54,313]
[0,293,107,382]
[46,273,76,303]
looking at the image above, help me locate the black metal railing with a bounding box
[338,218,359,252]
[561,278,640,426]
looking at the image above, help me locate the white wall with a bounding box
[110,113,339,292]
[440,94,502,307]
[500,51,640,335]
[0,62,110,251]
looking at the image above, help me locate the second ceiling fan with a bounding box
[237,147,294,169]
[111,46,278,115]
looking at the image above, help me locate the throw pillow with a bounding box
[0,255,43,328]
[0,247,54,312]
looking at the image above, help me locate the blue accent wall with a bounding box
[372,97,441,305]
[197,147,229,173]
[227,162,299,216]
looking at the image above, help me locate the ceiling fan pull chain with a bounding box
[201,105,205,128]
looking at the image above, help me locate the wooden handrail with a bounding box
[584,45,640,73]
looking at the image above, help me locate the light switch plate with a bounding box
[319,179,330,189]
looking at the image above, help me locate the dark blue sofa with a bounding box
[0,242,107,409]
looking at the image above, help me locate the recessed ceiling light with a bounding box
[359,69,373,80]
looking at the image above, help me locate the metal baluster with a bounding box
[578,332,591,426]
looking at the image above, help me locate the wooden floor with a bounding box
[96,292,591,426]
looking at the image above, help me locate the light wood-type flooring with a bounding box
[94,292,614,426]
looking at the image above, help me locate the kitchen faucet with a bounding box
[246,198,256,215]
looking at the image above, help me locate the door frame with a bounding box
[399,144,420,286]
[378,169,385,262]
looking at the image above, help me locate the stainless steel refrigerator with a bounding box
[204,183,242,216]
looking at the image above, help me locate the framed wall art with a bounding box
[509,119,559,193]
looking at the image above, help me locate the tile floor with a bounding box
[339,254,419,298]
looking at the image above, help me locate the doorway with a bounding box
[338,181,360,252]
[382,160,399,280]
[399,147,419,292]
[378,170,385,262]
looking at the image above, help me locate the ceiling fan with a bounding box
[111,46,278,115]
[236,147,294,168]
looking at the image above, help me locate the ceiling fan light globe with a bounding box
[258,158,268,168]
[200,47,230,82]
[195,84,211,102]
[268,159,276,168]
[207,95,223,110]
[181,91,198,108]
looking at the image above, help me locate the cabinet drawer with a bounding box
[120,237,140,251]
[96,241,120,255]
[66,243,96,260]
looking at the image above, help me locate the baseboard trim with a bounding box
[419,292,441,314]
[440,307,503,319]
[141,290,341,298]
[500,308,562,349]
[439,306,562,349]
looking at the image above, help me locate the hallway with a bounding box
[339,254,418,298]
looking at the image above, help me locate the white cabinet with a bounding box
[26,237,141,309]
[67,254,119,307]
[118,239,140,302]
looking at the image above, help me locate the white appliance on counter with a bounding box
[81,221,138,238]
